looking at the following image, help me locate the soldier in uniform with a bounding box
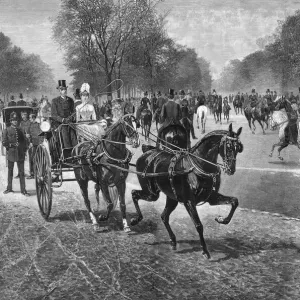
[2,112,29,195]
[26,113,43,179]
[265,89,273,106]
[51,80,77,151]
[8,95,16,107]
[16,93,27,106]
[157,89,183,148]
[249,88,258,117]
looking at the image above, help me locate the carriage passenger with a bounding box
[76,83,97,122]
[51,80,77,149]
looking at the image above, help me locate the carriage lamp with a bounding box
[40,120,51,132]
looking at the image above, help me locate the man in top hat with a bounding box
[73,88,82,108]
[249,88,258,117]
[264,89,273,106]
[8,95,16,107]
[152,91,166,123]
[51,80,77,151]
[2,112,29,195]
[16,93,27,106]
[157,88,183,148]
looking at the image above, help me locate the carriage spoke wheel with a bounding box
[35,145,52,220]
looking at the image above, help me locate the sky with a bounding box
[1,0,300,84]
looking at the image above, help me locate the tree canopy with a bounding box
[52,0,212,96]
[215,10,300,95]
[0,32,56,100]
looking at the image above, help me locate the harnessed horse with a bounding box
[131,123,243,259]
[72,114,140,232]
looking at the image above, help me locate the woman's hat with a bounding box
[80,83,90,94]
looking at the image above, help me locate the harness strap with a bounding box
[168,153,182,201]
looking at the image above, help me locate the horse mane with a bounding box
[190,130,228,152]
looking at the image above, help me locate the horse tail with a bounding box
[108,186,119,210]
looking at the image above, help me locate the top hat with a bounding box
[74,88,81,99]
[252,88,256,93]
[157,91,161,96]
[180,89,185,96]
[57,80,68,89]
[10,112,18,121]
[144,91,148,96]
[212,89,216,93]
[10,95,14,100]
[19,93,23,99]
[169,89,175,98]
[199,90,202,93]
[266,89,270,93]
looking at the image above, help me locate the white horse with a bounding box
[269,99,300,160]
[196,105,208,134]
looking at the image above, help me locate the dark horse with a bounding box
[72,114,140,232]
[139,108,152,142]
[223,103,231,123]
[233,97,243,115]
[212,98,222,124]
[244,100,269,135]
[131,123,243,259]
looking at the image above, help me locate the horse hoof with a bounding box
[269,153,273,157]
[278,156,283,161]
[98,215,108,222]
[93,224,101,232]
[202,251,211,260]
[123,226,131,233]
[130,217,140,226]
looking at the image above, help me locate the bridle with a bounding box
[219,135,242,174]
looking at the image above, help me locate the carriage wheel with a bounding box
[35,145,52,220]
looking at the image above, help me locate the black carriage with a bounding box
[0,106,34,156]
[34,120,91,219]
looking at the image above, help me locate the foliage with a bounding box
[52,0,212,96]
[215,10,300,94]
[0,32,56,99]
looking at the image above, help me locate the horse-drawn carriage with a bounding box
[33,108,244,259]
[0,106,34,156]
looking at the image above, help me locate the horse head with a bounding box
[118,114,140,148]
[219,123,243,175]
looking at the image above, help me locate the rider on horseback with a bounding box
[249,88,258,118]
[136,91,150,120]
[156,89,186,149]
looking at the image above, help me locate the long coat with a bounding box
[51,96,75,126]
[2,125,27,162]
[160,99,182,125]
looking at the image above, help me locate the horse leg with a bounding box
[184,200,210,259]
[278,144,288,160]
[219,113,222,124]
[76,174,99,230]
[94,182,101,212]
[258,119,266,135]
[131,189,160,226]
[161,197,178,250]
[116,182,131,233]
[208,191,239,225]
[252,119,256,134]
[269,141,281,157]
[98,184,114,222]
